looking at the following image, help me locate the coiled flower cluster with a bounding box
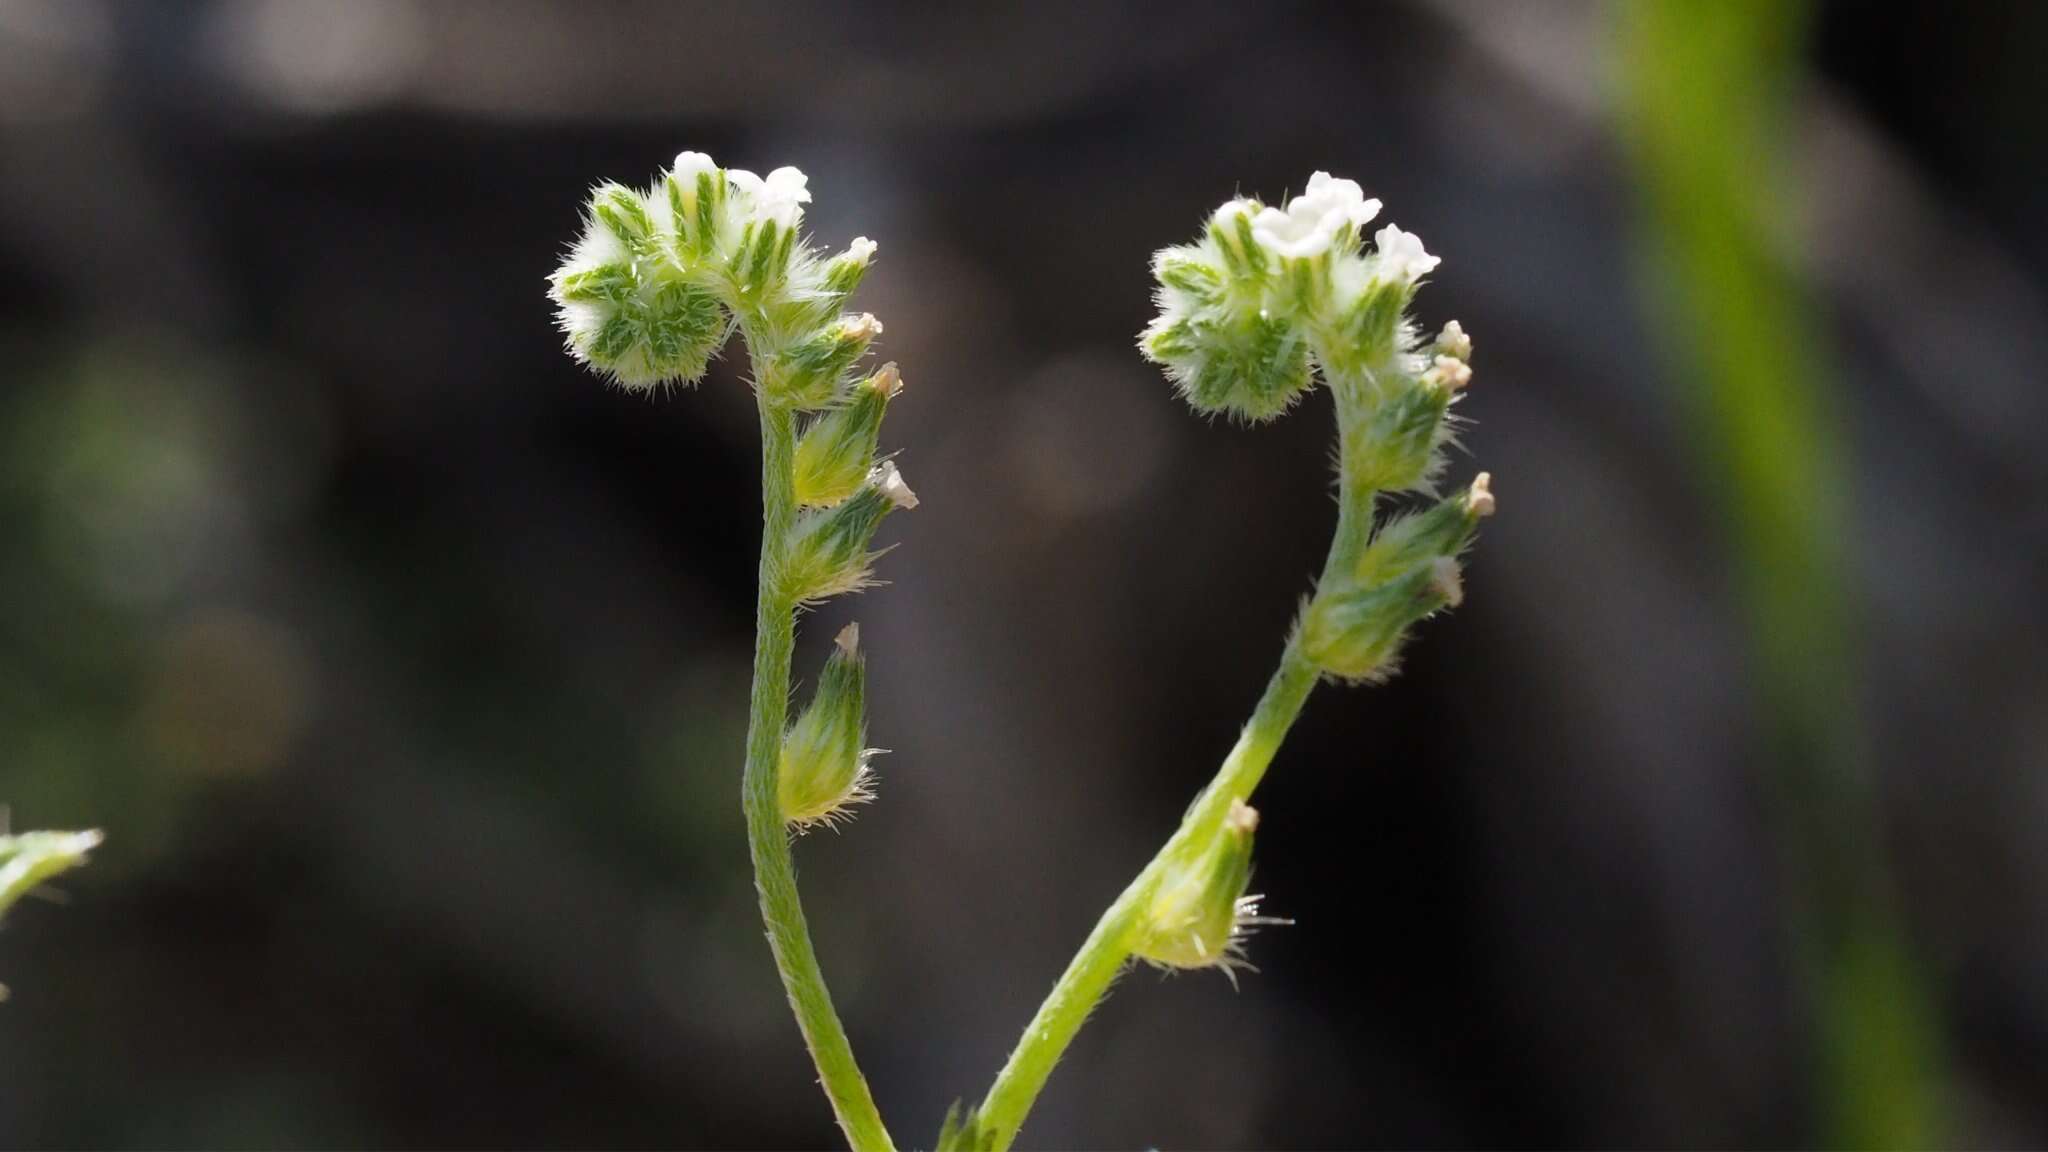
[1132,174,1495,971]
[550,152,881,397]
[550,152,912,831]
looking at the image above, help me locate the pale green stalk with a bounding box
[973,384,1374,1150]
[1620,3,1939,1144]
[742,395,895,1152]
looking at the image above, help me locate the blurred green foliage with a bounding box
[1619,1,1940,1145]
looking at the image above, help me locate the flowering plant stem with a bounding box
[742,396,895,1152]
[976,644,1318,1149]
[550,154,1489,1150]
[973,387,1372,1150]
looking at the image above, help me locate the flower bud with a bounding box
[1423,354,1472,393]
[1205,199,1270,283]
[820,236,877,298]
[781,460,917,602]
[551,184,730,390]
[778,624,874,829]
[1133,799,1268,974]
[763,313,883,409]
[1353,473,1494,586]
[1434,319,1472,364]
[662,151,730,263]
[794,364,901,507]
[1302,558,1463,681]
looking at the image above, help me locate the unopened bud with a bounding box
[1435,319,1472,363]
[1424,354,1472,393]
[778,625,873,828]
[1133,799,1269,975]
[1465,472,1495,518]
[663,155,730,263]
[821,237,878,297]
[867,361,903,399]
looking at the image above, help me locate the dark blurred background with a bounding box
[0,0,2044,1147]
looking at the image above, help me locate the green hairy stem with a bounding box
[970,380,1377,1150]
[742,398,895,1152]
[974,644,1320,1149]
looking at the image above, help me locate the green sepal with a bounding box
[592,182,657,256]
[1147,306,1315,423]
[1301,560,1461,681]
[780,464,913,603]
[763,315,878,410]
[1131,799,1259,970]
[554,263,637,305]
[794,367,896,507]
[779,627,870,827]
[1353,484,1486,586]
[1343,376,1455,496]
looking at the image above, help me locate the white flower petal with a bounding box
[1374,223,1440,283]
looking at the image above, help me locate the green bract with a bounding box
[780,625,873,829]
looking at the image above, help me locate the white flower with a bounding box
[845,235,877,264]
[1211,198,1259,230]
[873,459,919,510]
[1250,171,1381,260]
[728,164,812,230]
[1374,223,1440,283]
[673,150,718,182]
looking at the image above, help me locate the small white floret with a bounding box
[1375,223,1441,284]
[729,165,812,230]
[1249,172,1381,259]
[873,460,919,510]
[673,150,718,180]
